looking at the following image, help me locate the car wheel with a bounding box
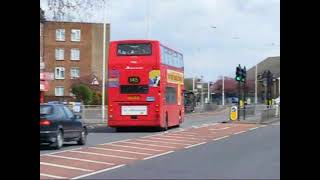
[51,130,64,149]
[77,128,87,145]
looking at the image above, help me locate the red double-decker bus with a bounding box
[107,40,184,131]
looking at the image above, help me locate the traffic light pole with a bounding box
[237,81,241,120]
[243,80,246,120]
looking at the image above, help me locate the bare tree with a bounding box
[42,0,106,22]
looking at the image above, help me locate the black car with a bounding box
[40,104,88,149]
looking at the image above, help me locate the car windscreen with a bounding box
[40,105,53,115]
[117,43,152,56]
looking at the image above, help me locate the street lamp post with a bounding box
[255,65,258,104]
[222,76,225,106]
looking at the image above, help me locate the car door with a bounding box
[57,105,74,139]
[62,106,82,138]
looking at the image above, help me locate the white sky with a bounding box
[41,0,280,82]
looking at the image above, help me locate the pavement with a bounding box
[40,108,280,179]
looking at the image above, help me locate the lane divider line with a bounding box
[233,131,246,135]
[143,151,174,160]
[44,154,115,165]
[69,150,137,160]
[249,127,259,131]
[40,162,93,172]
[213,136,229,141]
[40,173,67,179]
[89,147,153,156]
[185,142,207,149]
[71,164,126,180]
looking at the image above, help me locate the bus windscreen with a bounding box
[117,43,152,56]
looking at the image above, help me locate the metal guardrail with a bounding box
[66,105,108,124]
[228,104,280,124]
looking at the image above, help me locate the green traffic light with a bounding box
[236,76,241,81]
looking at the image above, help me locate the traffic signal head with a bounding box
[241,66,246,82]
[235,65,242,81]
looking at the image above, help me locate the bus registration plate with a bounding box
[121,106,147,115]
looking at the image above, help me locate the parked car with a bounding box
[40,103,88,149]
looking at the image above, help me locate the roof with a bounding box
[246,56,280,80]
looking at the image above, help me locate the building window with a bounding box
[55,67,65,79]
[71,48,80,60]
[55,86,64,96]
[55,48,64,60]
[71,29,81,42]
[56,29,65,41]
[70,67,80,79]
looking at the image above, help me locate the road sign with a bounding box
[230,106,238,121]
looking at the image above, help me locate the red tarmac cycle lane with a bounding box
[40,123,262,179]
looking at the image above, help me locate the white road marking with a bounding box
[171,133,200,137]
[213,136,229,141]
[209,127,230,130]
[154,135,200,142]
[249,127,259,131]
[107,144,162,152]
[89,147,153,156]
[40,147,82,157]
[135,139,188,146]
[121,141,176,148]
[185,142,207,149]
[71,164,126,180]
[192,125,200,128]
[233,131,246,135]
[161,134,205,140]
[45,154,115,165]
[143,151,174,160]
[40,173,67,179]
[164,134,201,140]
[175,132,198,135]
[146,137,194,145]
[40,162,93,172]
[100,139,132,145]
[69,150,137,160]
[142,133,165,138]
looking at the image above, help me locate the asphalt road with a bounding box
[83,123,280,179]
[40,110,228,155]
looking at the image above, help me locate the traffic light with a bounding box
[235,65,242,81]
[241,66,246,82]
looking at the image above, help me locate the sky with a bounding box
[40,0,280,82]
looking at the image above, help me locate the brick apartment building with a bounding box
[40,8,49,103]
[43,21,110,103]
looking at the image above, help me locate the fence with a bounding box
[66,105,108,124]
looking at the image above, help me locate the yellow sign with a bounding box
[167,69,184,85]
[127,95,140,100]
[230,106,238,121]
[239,100,244,108]
[149,70,160,87]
